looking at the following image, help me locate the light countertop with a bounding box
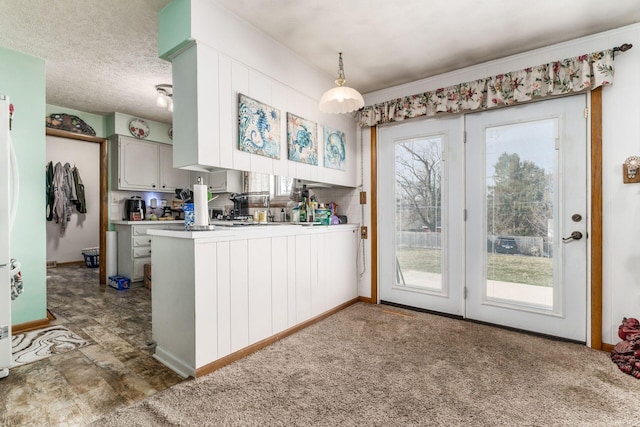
[111,220,184,225]
[147,223,359,242]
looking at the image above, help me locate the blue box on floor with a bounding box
[108,275,130,290]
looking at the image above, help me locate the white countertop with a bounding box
[147,223,359,242]
[112,220,184,225]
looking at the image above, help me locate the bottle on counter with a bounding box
[300,197,307,222]
[280,208,286,222]
[308,200,314,222]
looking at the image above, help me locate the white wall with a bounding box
[361,23,640,345]
[46,135,100,263]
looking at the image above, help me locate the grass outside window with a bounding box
[396,247,553,287]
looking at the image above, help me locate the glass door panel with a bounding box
[485,119,555,310]
[395,136,443,291]
[379,116,464,316]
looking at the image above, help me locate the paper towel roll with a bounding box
[106,230,118,278]
[193,184,209,226]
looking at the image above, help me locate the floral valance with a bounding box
[358,49,615,127]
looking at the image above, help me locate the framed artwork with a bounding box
[287,113,318,165]
[323,126,346,170]
[238,94,281,159]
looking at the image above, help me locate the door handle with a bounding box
[562,231,583,241]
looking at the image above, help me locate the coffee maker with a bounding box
[229,193,248,218]
[124,196,146,221]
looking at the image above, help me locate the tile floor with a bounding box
[0,264,185,426]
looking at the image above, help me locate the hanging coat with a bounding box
[72,166,87,214]
[46,161,54,221]
[52,162,69,234]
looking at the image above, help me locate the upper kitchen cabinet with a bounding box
[111,135,190,193]
[171,29,360,187]
[208,169,242,193]
[159,143,191,192]
[191,169,243,194]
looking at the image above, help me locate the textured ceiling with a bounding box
[0,0,639,125]
[0,0,173,123]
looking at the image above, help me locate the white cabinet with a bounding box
[207,170,242,193]
[150,225,359,377]
[115,223,182,282]
[115,136,159,191]
[190,170,243,193]
[159,143,191,192]
[171,44,358,188]
[112,135,190,193]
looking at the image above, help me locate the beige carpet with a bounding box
[92,303,640,426]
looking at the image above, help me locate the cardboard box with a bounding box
[144,263,152,290]
[108,275,130,291]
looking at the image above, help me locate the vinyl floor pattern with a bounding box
[0,264,184,426]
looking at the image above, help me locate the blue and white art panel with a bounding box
[287,113,318,165]
[323,126,346,170]
[238,94,281,159]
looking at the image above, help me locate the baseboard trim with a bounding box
[56,260,85,267]
[12,317,50,335]
[194,297,360,378]
[358,296,376,304]
[602,342,614,352]
[153,348,192,379]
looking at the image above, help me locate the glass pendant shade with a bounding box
[319,85,365,114]
[318,52,364,114]
[156,93,168,108]
[155,84,173,112]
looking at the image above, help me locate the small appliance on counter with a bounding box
[124,196,146,221]
[229,193,249,218]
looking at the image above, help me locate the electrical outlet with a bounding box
[111,194,119,204]
[359,191,367,204]
[360,226,368,239]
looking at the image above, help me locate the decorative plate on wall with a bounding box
[46,113,96,136]
[129,118,150,139]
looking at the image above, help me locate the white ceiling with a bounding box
[1,0,639,125]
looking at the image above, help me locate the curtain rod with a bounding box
[613,43,633,56]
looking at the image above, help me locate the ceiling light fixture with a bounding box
[319,52,364,114]
[156,84,173,112]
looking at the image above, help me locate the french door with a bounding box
[378,116,464,315]
[379,95,588,341]
[465,95,587,341]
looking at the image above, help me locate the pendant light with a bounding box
[156,84,173,112]
[319,53,364,114]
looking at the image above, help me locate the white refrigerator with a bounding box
[0,96,16,379]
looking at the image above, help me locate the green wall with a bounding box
[106,112,173,144]
[0,46,47,325]
[158,0,192,59]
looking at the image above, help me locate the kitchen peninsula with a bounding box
[148,223,359,378]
